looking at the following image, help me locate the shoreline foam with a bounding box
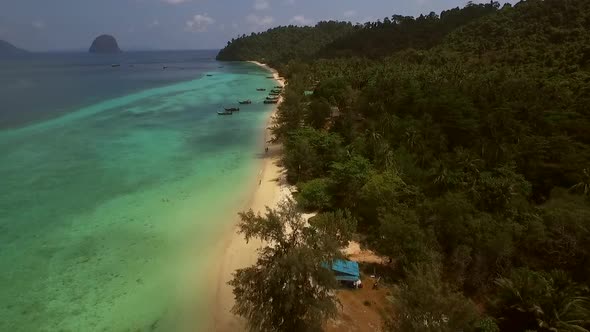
[208,61,289,331]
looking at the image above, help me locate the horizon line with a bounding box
[23,48,222,53]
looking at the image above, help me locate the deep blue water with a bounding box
[0,50,221,129]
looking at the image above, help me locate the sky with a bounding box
[0,0,513,51]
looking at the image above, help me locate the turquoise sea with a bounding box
[0,50,276,331]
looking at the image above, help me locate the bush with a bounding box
[475,317,499,332]
[296,178,332,211]
[387,263,480,332]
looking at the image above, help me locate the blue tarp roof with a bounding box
[329,260,360,277]
[335,275,360,282]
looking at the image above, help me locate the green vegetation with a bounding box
[221,0,590,330]
[216,21,355,68]
[229,199,356,332]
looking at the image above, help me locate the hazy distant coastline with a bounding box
[0,39,28,55]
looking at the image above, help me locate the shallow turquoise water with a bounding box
[0,60,276,331]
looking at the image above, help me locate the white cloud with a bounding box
[254,0,269,10]
[285,0,295,4]
[290,15,313,26]
[149,19,160,27]
[343,10,357,18]
[246,14,275,26]
[186,14,215,32]
[32,20,45,29]
[232,22,239,30]
[162,0,189,4]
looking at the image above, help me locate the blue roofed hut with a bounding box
[324,259,362,288]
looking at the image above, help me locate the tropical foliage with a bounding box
[222,0,590,330]
[229,199,356,331]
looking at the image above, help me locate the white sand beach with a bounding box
[209,61,289,331]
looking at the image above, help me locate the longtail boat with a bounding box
[218,111,232,115]
[264,100,279,104]
[266,96,279,100]
[224,107,240,112]
[256,88,266,91]
[238,100,252,104]
[271,89,282,93]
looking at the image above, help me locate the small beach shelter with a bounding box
[328,259,360,282]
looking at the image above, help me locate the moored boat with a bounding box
[256,88,266,91]
[218,111,233,115]
[238,100,252,104]
[224,107,240,112]
[266,96,279,100]
[271,89,282,93]
[269,92,280,96]
[264,100,279,104]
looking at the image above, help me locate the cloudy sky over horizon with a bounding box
[1,0,512,51]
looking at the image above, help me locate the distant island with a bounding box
[89,35,121,53]
[0,40,28,56]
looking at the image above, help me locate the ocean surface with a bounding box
[0,50,276,331]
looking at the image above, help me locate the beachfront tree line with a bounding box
[221,0,590,331]
[230,200,356,331]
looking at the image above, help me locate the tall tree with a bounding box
[229,199,355,332]
[219,0,590,329]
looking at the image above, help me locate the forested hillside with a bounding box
[219,0,590,331]
[216,21,354,65]
[319,2,501,58]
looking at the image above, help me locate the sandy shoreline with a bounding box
[208,61,288,331]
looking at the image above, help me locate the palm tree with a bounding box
[405,128,419,151]
[365,128,390,168]
[433,165,449,188]
[570,168,590,196]
[494,269,590,332]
